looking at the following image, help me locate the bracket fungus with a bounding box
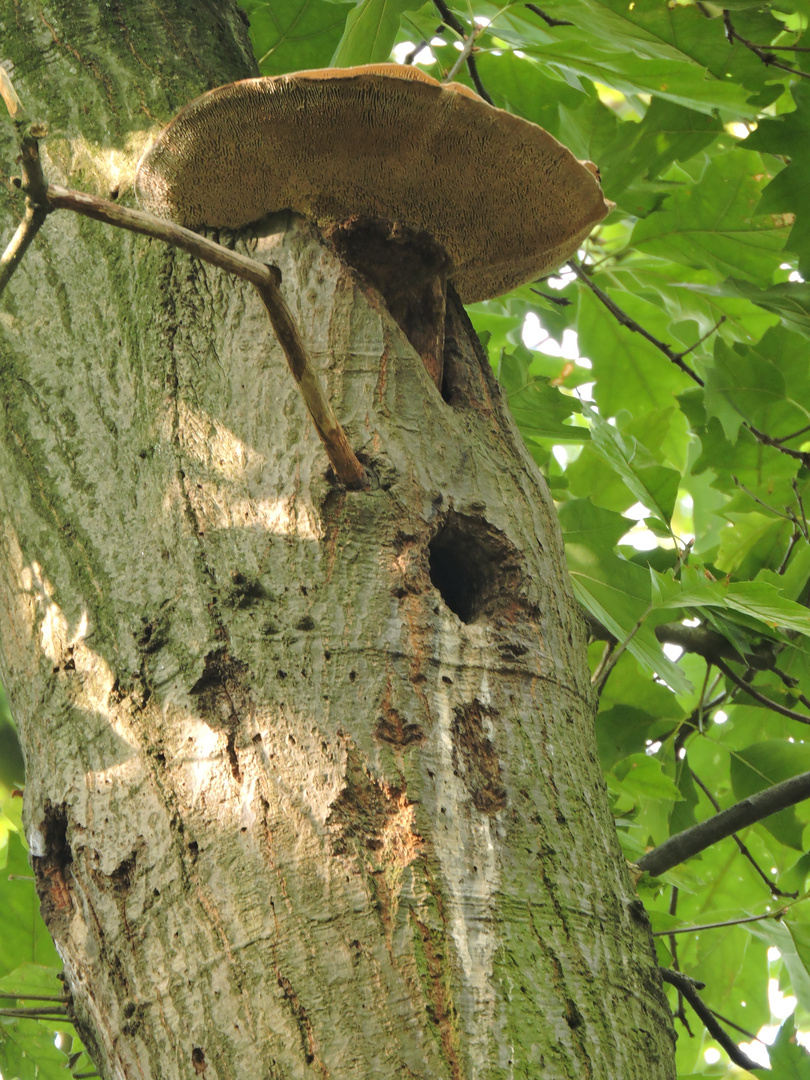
[135,63,611,465]
[137,63,611,303]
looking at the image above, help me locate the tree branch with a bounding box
[570,259,810,467]
[0,98,369,491]
[432,0,494,103]
[690,768,797,898]
[659,969,762,1073]
[723,10,810,79]
[653,909,785,936]
[638,770,810,875]
[713,656,810,725]
[524,4,572,28]
[568,260,706,385]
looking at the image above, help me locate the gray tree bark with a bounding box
[0,2,676,1078]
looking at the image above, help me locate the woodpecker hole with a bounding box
[428,513,521,624]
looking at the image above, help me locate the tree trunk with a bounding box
[0,3,676,1077]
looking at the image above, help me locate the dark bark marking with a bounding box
[189,649,249,737]
[374,706,425,748]
[327,748,422,867]
[412,914,463,1080]
[373,674,425,748]
[276,974,319,1070]
[451,701,507,814]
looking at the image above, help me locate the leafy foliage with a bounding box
[3,1,810,1077]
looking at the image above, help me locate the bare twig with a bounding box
[712,656,810,724]
[524,4,572,28]
[432,0,494,103]
[403,38,432,65]
[0,66,24,119]
[690,768,797,898]
[568,259,706,385]
[0,1007,72,1021]
[42,186,369,490]
[0,69,368,489]
[444,24,481,82]
[0,992,66,1002]
[638,769,810,875]
[654,909,786,936]
[0,100,368,489]
[723,10,810,79]
[660,969,762,1072]
[747,423,810,468]
[0,200,49,294]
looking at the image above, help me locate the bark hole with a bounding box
[32,801,73,926]
[429,512,519,624]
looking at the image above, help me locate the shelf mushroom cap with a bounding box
[135,64,612,304]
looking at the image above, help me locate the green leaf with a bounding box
[747,82,810,277]
[714,279,810,341]
[559,500,692,693]
[0,833,60,977]
[704,327,810,443]
[613,752,682,801]
[730,741,810,850]
[631,151,789,285]
[332,0,420,65]
[580,403,680,526]
[676,579,810,638]
[766,1016,810,1078]
[498,347,584,440]
[242,0,353,74]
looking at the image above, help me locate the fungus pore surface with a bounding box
[135,64,612,303]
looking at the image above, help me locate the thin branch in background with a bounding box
[443,22,482,82]
[653,909,786,936]
[432,0,494,102]
[571,259,810,469]
[690,768,797,898]
[404,28,444,65]
[0,1007,72,1021]
[793,477,809,540]
[708,1009,758,1042]
[403,38,430,64]
[776,422,810,444]
[568,259,706,385]
[723,10,810,79]
[591,602,654,696]
[523,4,573,28]
[713,656,810,725]
[666,885,694,1035]
[0,992,66,1002]
[732,474,801,526]
[660,968,764,1073]
[530,286,572,307]
[677,315,727,359]
[637,769,810,876]
[590,638,615,689]
[747,422,810,468]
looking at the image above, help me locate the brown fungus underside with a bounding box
[135,64,612,305]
